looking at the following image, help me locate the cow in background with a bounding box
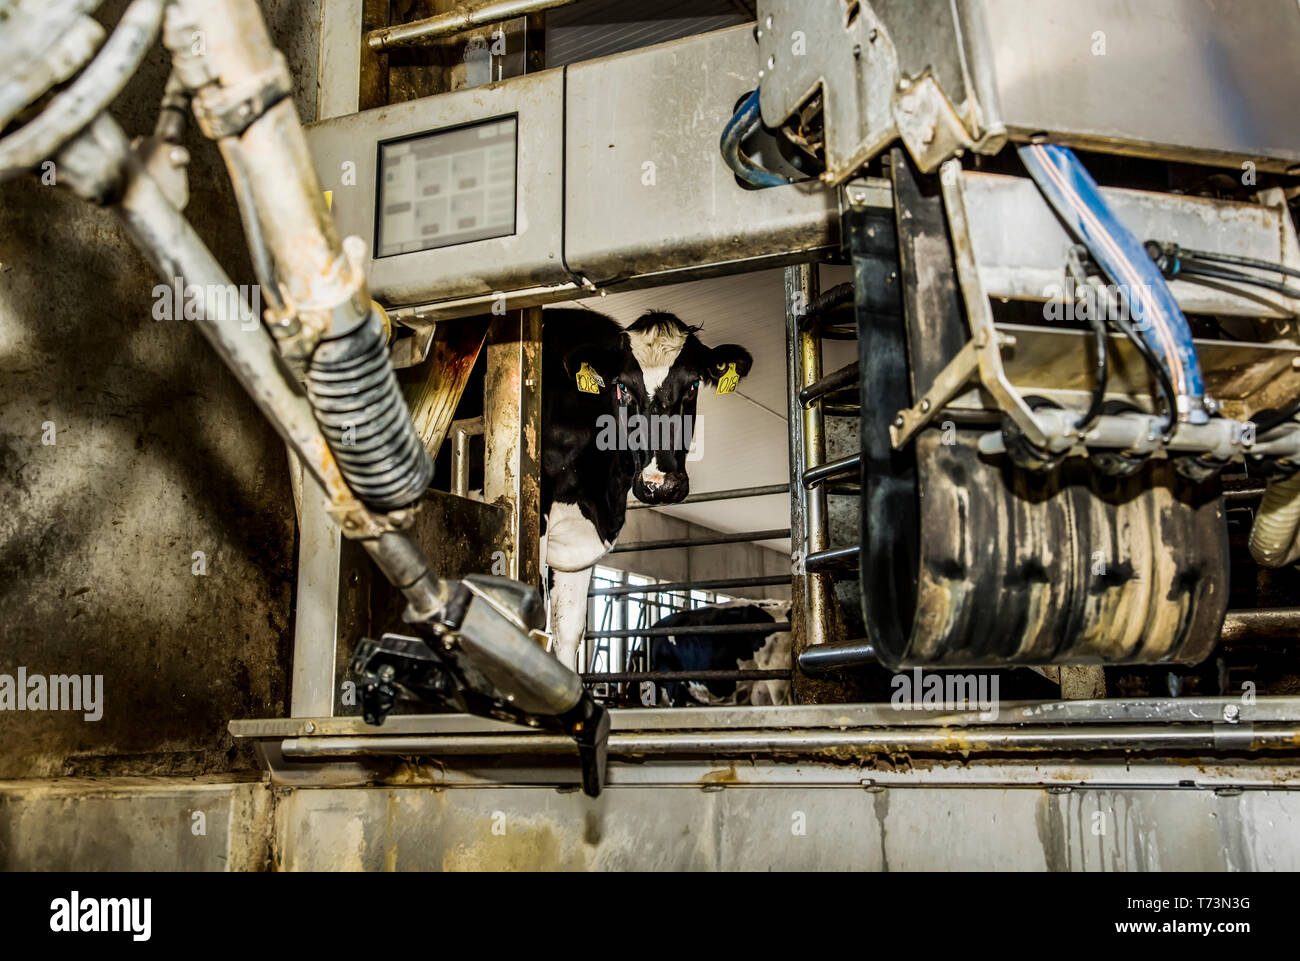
[540,308,753,671]
[646,600,792,707]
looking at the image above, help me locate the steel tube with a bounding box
[797,639,877,673]
[609,528,791,553]
[56,114,354,509]
[367,0,576,51]
[586,622,792,639]
[589,574,791,597]
[1222,607,1300,642]
[627,483,789,509]
[804,544,860,574]
[802,452,862,488]
[280,723,1300,759]
[799,361,860,408]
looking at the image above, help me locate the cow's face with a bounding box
[566,311,753,505]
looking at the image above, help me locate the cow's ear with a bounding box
[702,344,753,386]
[563,340,624,390]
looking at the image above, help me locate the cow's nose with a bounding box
[657,473,689,503]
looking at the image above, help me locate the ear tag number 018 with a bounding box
[576,362,605,394]
[715,362,740,395]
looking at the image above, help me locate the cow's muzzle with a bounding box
[633,470,689,504]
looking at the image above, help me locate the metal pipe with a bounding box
[582,670,791,683]
[279,723,1300,759]
[799,361,860,408]
[802,452,862,488]
[1224,486,1266,502]
[173,0,370,341]
[55,114,355,511]
[797,638,877,673]
[0,0,164,182]
[628,483,789,509]
[787,263,836,675]
[451,417,483,499]
[367,0,577,52]
[610,528,791,553]
[586,622,792,640]
[804,544,860,574]
[797,282,855,331]
[1221,607,1300,642]
[589,574,791,598]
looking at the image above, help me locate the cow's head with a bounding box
[565,311,753,505]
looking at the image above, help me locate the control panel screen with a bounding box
[375,116,517,257]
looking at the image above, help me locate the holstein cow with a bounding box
[541,308,753,671]
[647,600,792,707]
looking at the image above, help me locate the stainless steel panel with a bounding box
[304,68,568,308]
[563,24,839,285]
[963,171,1300,320]
[982,0,1300,171]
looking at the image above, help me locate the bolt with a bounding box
[1223,703,1241,723]
[893,414,905,428]
[921,123,936,145]
[168,146,190,166]
[920,399,931,414]
[303,721,315,733]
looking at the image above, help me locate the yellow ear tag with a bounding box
[715,361,740,395]
[576,362,605,394]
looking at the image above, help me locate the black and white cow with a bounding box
[647,601,792,707]
[540,308,753,670]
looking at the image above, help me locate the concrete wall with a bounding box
[0,1,320,778]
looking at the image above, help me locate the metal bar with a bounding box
[589,574,791,597]
[1222,607,1300,642]
[797,638,877,673]
[586,622,792,639]
[796,282,855,331]
[804,544,860,574]
[484,309,543,585]
[609,528,791,553]
[1224,486,1266,502]
[582,670,791,683]
[823,403,861,418]
[450,416,483,499]
[279,723,1300,759]
[786,264,837,699]
[799,361,860,408]
[367,0,576,51]
[802,452,862,488]
[627,483,789,509]
[232,696,1300,738]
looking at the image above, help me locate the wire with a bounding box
[1177,245,1300,282]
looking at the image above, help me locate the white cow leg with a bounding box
[549,565,595,672]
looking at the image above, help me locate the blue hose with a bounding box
[720,89,789,189]
[1017,143,1207,424]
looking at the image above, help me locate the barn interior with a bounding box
[2,0,1300,872]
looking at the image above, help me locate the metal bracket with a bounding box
[937,159,1048,448]
[890,338,979,449]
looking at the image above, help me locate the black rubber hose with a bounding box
[306,311,433,511]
